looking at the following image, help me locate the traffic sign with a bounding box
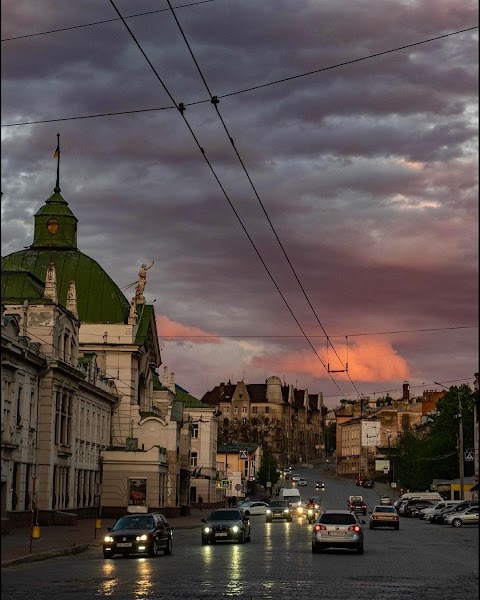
[222,479,231,489]
[239,450,248,459]
[464,449,474,461]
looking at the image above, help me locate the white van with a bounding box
[396,492,443,506]
[418,500,460,520]
[279,488,301,507]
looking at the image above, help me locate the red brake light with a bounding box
[314,524,327,531]
[348,525,362,532]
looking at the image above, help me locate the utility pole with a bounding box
[434,382,464,500]
[474,373,479,487]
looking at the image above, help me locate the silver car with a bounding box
[444,505,479,527]
[312,509,365,554]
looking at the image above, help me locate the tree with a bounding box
[256,454,280,494]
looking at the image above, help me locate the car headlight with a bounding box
[266,509,272,514]
[136,534,148,541]
[297,506,303,513]
[231,525,239,533]
[284,509,290,514]
[104,535,114,543]
[203,526,211,533]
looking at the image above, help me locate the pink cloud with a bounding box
[249,338,410,383]
[156,315,222,344]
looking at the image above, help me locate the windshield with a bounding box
[208,510,242,521]
[113,516,154,530]
[269,501,288,508]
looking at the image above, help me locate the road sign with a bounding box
[222,479,231,489]
[239,450,248,459]
[464,449,474,461]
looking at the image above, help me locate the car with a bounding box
[312,509,365,554]
[437,501,479,525]
[266,500,293,522]
[236,500,269,516]
[349,500,367,515]
[299,478,308,486]
[315,481,326,490]
[102,512,173,559]
[362,479,374,488]
[355,478,364,486]
[291,474,301,482]
[369,505,399,530]
[380,496,393,505]
[201,508,251,544]
[402,500,435,518]
[444,505,479,527]
[419,500,460,520]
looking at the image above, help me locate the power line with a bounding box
[1,0,216,42]
[2,26,477,128]
[108,0,348,398]
[154,324,478,339]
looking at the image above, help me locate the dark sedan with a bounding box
[362,479,374,488]
[102,512,173,558]
[266,500,293,522]
[201,508,251,544]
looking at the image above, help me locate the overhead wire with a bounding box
[108,0,348,398]
[1,0,216,42]
[166,0,360,396]
[1,26,477,127]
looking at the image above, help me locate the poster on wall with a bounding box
[128,478,147,511]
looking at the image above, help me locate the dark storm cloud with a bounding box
[1,0,478,402]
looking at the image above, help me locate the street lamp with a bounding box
[434,382,464,500]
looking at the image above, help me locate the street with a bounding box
[2,468,478,600]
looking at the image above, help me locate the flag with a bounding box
[53,145,60,159]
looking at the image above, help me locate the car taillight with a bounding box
[348,525,361,532]
[372,516,378,520]
[393,516,398,521]
[314,524,327,531]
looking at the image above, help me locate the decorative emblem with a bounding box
[47,218,59,235]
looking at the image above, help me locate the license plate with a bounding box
[215,532,228,537]
[116,542,132,547]
[273,512,282,516]
[328,531,345,537]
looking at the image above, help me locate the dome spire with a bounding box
[54,133,61,193]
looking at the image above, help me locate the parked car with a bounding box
[236,500,269,516]
[102,512,173,559]
[369,505,399,530]
[444,505,479,527]
[266,500,293,522]
[419,500,461,521]
[362,479,374,488]
[402,500,435,518]
[436,501,479,525]
[427,504,457,524]
[201,508,251,544]
[312,510,365,554]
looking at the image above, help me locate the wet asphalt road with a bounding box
[2,469,478,600]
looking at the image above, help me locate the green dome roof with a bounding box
[1,165,129,323]
[2,249,129,323]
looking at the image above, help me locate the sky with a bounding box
[1,0,478,408]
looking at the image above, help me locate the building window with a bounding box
[242,417,247,425]
[224,407,229,414]
[191,424,199,438]
[234,407,238,414]
[264,407,269,414]
[29,385,36,430]
[239,393,242,398]
[191,452,198,467]
[242,407,247,414]
[55,393,72,446]
[16,384,23,426]
[252,406,257,414]
[233,418,238,425]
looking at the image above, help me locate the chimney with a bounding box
[402,381,410,401]
[317,392,323,412]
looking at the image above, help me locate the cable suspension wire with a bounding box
[108,0,348,397]
[2,26,477,128]
[166,0,360,393]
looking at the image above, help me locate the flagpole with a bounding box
[55,133,61,192]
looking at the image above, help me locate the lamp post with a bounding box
[434,382,464,500]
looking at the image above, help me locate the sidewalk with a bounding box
[1,508,205,568]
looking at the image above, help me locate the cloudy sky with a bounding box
[2,0,478,407]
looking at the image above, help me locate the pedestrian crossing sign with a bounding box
[464,450,474,461]
[239,450,248,459]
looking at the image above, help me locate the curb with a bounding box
[1,543,90,568]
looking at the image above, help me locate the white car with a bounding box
[292,474,301,482]
[444,506,479,527]
[236,500,269,516]
[299,478,308,486]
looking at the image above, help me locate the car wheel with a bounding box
[452,518,462,528]
[266,518,272,523]
[164,536,173,555]
[201,538,209,545]
[237,531,245,544]
[312,543,320,554]
[244,510,250,516]
[148,539,159,557]
[394,525,399,530]
[103,550,113,559]
[245,530,251,542]
[357,544,364,554]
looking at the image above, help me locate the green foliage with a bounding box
[256,454,280,491]
[395,384,475,490]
